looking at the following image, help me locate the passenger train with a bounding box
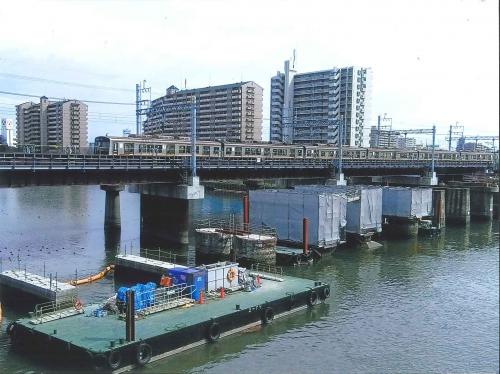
[93,135,495,164]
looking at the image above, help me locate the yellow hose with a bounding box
[69,265,115,286]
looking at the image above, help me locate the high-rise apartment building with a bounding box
[270,59,371,146]
[369,126,416,149]
[144,81,263,142]
[1,118,15,146]
[16,97,88,149]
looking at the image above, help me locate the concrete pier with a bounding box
[0,270,75,302]
[432,189,446,229]
[140,195,192,245]
[445,187,470,225]
[100,184,124,229]
[469,186,499,220]
[494,191,500,220]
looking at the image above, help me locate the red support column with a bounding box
[243,195,249,229]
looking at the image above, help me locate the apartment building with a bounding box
[16,97,88,149]
[369,126,417,149]
[1,118,15,147]
[270,59,371,146]
[144,81,263,142]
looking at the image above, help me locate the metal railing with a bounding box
[33,295,78,320]
[250,263,284,277]
[134,283,195,316]
[0,153,493,171]
[195,216,276,238]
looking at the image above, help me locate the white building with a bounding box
[270,57,372,146]
[1,118,16,147]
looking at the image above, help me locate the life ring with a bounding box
[136,342,152,366]
[74,299,83,311]
[307,290,318,307]
[108,349,122,370]
[320,286,330,300]
[262,307,274,324]
[207,321,221,342]
[226,268,237,282]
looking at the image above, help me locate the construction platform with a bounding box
[114,253,185,281]
[0,270,76,302]
[7,273,330,373]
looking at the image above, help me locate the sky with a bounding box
[0,0,498,148]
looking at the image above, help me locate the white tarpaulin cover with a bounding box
[382,187,432,218]
[294,185,383,234]
[249,189,347,248]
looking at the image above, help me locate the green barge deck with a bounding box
[8,273,330,373]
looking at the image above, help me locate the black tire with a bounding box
[108,349,122,370]
[307,290,318,307]
[136,342,152,366]
[262,307,274,325]
[6,322,16,338]
[88,352,107,372]
[207,322,221,342]
[321,286,330,300]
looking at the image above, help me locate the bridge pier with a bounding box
[101,184,124,229]
[445,187,470,225]
[469,186,499,220]
[140,195,192,245]
[432,188,446,229]
[494,191,500,220]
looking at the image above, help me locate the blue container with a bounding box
[116,286,128,302]
[168,267,207,302]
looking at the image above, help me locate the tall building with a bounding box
[270,58,372,146]
[16,97,88,150]
[1,118,15,147]
[369,126,416,149]
[144,81,263,142]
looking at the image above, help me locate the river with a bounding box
[0,185,498,373]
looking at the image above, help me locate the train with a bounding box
[93,135,495,164]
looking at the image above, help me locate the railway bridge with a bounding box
[0,153,492,187]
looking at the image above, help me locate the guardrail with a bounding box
[0,153,493,171]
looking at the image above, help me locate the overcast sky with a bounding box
[0,0,498,147]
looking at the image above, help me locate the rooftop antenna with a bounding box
[292,49,296,69]
[184,78,187,89]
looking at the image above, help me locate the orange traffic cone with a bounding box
[199,291,204,304]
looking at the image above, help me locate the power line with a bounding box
[0,90,135,106]
[0,73,134,92]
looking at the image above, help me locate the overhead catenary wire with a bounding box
[0,90,135,106]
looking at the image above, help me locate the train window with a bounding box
[179,145,186,154]
[297,149,303,156]
[124,143,134,154]
[112,143,119,154]
[154,145,162,153]
[235,147,242,156]
[256,148,262,155]
[306,149,313,156]
[165,145,175,155]
[213,147,220,155]
[329,151,334,157]
[244,148,251,155]
[186,146,191,153]
[264,148,271,156]
[225,147,232,155]
[290,149,296,156]
[138,144,146,153]
[320,151,325,157]
[202,146,210,155]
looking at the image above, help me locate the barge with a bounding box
[6,265,330,373]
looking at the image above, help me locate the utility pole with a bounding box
[336,116,346,185]
[190,96,197,178]
[135,80,151,135]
